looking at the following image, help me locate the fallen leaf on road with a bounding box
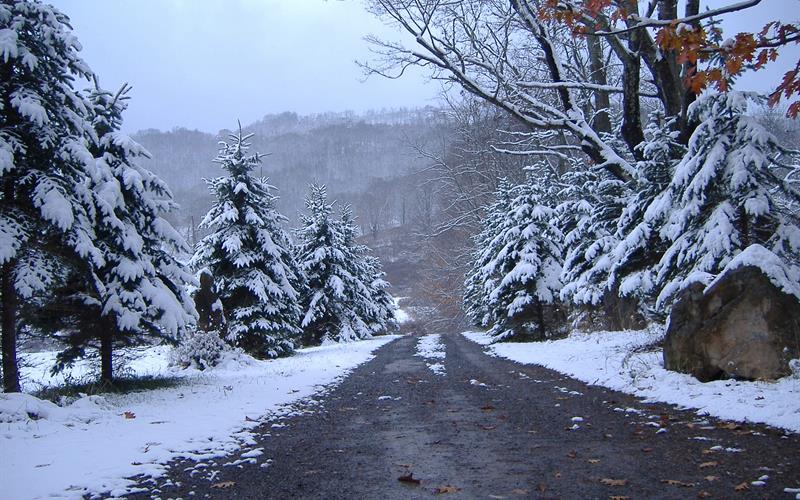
[609,496,630,500]
[699,461,718,469]
[661,479,695,487]
[566,450,577,459]
[600,478,628,487]
[701,449,714,454]
[641,447,653,453]
[588,459,601,464]
[537,483,547,493]
[704,476,719,482]
[697,491,712,498]
[481,404,496,411]
[211,481,235,489]
[398,473,421,485]
[717,422,741,430]
[734,482,749,492]
[511,488,529,495]
[123,411,135,419]
[434,485,460,494]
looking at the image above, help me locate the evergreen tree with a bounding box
[464,177,563,341]
[0,1,102,391]
[191,126,301,358]
[605,113,683,310]
[482,180,563,341]
[463,178,514,328]
[297,185,379,344]
[558,168,625,308]
[648,92,800,308]
[40,83,196,382]
[338,204,396,335]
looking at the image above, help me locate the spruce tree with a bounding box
[191,125,301,358]
[481,180,564,341]
[463,178,514,328]
[604,113,682,310]
[297,185,377,344]
[648,92,800,308]
[0,1,103,391]
[558,168,626,308]
[26,83,196,383]
[338,204,396,335]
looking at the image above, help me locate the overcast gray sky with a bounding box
[48,0,438,133]
[49,0,798,134]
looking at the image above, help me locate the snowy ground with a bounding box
[393,296,411,324]
[462,329,800,433]
[414,333,446,375]
[1,336,399,499]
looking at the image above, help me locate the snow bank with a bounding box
[415,333,446,375]
[1,336,399,499]
[462,329,800,433]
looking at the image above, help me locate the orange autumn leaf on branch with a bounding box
[537,0,800,118]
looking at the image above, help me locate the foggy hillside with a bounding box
[134,107,450,240]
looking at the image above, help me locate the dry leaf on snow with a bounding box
[600,478,628,486]
[211,481,235,489]
[433,485,460,494]
[398,472,421,485]
[123,411,135,419]
[661,479,695,487]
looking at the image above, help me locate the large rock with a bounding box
[663,265,800,382]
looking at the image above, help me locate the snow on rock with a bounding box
[414,334,446,375]
[462,329,800,433]
[1,336,399,499]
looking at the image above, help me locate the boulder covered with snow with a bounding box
[664,265,800,382]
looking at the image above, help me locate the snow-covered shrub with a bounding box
[170,330,229,370]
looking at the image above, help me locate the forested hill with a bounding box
[133,107,448,239]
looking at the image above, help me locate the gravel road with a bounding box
[125,333,799,499]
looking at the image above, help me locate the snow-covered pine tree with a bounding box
[29,82,196,383]
[604,113,683,312]
[296,185,375,344]
[648,91,800,308]
[0,1,104,392]
[191,125,301,358]
[475,178,564,341]
[463,178,515,328]
[363,254,398,334]
[338,204,396,335]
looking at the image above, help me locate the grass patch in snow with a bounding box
[33,374,183,403]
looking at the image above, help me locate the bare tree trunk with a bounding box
[536,299,546,341]
[587,34,612,135]
[2,261,20,393]
[100,319,114,385]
